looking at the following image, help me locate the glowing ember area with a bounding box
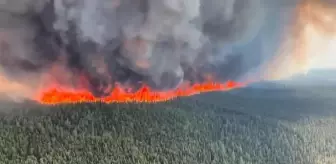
[262,0,336,80]
[36,81,244,104]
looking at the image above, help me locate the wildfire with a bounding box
[9,0,336,105]
[31,61,245,104]
[36,80,244,104]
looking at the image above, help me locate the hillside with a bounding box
[0,85,335,164]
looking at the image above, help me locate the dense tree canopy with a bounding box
[0,87,335,164]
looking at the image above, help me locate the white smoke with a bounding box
[0,0,268,97]
[50,0,265,87]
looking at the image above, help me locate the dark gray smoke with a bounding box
[0,0,266,97]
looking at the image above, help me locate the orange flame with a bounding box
[36,80,244,104]
[29,51,246,105]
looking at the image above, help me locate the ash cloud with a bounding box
[0,0,267,98]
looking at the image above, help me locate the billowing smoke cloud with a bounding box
[0,0,267,99]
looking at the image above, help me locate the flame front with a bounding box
[36,81,243,104]
[31,62,244,104]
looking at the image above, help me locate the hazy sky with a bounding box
[309,39,336,70]
[229,0,299,80]
[240,0,335,81]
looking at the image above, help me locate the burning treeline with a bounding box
[0,0,332,104]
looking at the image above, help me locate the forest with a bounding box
[0,86,335,164]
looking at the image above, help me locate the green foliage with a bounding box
[0,89,334,164]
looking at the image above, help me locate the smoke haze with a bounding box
[2,0,325,102]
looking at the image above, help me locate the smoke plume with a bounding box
[0,0,266,101]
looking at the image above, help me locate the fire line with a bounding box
[36,80,244,104]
